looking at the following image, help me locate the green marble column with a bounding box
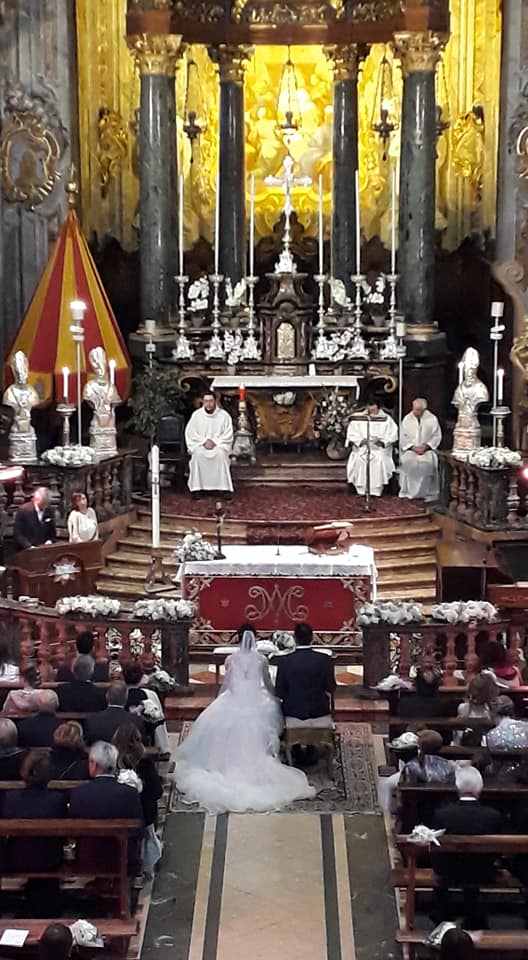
[394,32,445,353]
[208,44,253,284]
[128,33,180,327]
[324,44,359,295]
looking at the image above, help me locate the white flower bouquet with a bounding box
[132,597,196,621]
[468,446,522,469]
[55,594,121,617]
[431,600,498,624]
[271,630,296,652]
[187,277,210,312]
[42,445,97,466]
[117,768,143,792]
[358,600,424,626]
[141,698,165,723]
[174,529,216,562]
[408,825,445,846]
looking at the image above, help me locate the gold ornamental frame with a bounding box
[0,108,61,210]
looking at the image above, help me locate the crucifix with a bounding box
[264,155,311,274]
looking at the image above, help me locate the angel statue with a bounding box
[83,346,121,458]
[225,278,247,308]
[3,351,40,462]
[451,346,489,455]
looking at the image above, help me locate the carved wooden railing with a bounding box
[0,451,134,537]
[0,598,191,690]
[437,451,527,531]
[362,619,516,687]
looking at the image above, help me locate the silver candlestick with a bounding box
[173,274,194,361]
[349,273,369,359]
[380,271,400,359]
[241,275,261,361]
[489,301,505,447]
[206,272,225,360]
[56,402,76,447]
[312,272,331,360]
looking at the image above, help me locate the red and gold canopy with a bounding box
[5,209,131,403]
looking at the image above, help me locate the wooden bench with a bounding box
[0,918,138,954]
[0,818,141,921]
[397,784,528,834]
[396,929,528,957]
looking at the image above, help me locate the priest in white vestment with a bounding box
[346,402,398,496]
[185,392,234,494]
[399,398,442,501]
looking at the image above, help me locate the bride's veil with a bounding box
[240,629,257,653]
[221,629,261,696]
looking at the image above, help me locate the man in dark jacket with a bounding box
[84,680,146,745]
[0,718,24,782]
[13,487,56,550]
[17,690,61,747]
[57,655,107,713]
[56,630,109,683]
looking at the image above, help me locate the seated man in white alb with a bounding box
[185,390,234,497]
[346,400,398,496]
[399,398,442,501]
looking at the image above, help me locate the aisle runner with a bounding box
[171,722,379,814]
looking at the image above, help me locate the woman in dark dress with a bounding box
[48,721,90,781]
[112,724,162,827]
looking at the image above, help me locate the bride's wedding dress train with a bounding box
[174,635,316,813]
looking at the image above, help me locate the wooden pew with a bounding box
[396,929,528,958]
[397,783,528,834]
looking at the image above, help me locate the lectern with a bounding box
[11,541,103,606]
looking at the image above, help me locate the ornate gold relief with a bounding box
[127,32,182,75]
[97,107,129,197]
[323,44,358,83]
[393,31,446,76]
[208,43,253,83]
[0,82,66,211]
[232,0,345,23]
[451,105,484,203]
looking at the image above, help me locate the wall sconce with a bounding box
[275,46,302,143]
[183,59,207,161]
[370,49,397,161]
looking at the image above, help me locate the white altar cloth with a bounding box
[180,543,376,598]
[211,375,360,392]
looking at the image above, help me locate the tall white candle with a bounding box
[214,170,220,275]
[318,174,324,275]
[355,169,361,276]
[151,444,160,549]
[497,367,504,404]
[109,359,116,386]
[249,175,255,276]
[458,360,464,385]
[491,301,504,320]
[179,174,184,276]
[62,366,69,403]
[390,166,396,275]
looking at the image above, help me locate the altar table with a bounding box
[180,543,376,634]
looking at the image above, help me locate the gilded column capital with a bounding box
[208,44,254,84]
[323,44,358,84]
[127,33,182,76]
[393,31,446,77]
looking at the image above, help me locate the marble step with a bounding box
[128,514,440,540]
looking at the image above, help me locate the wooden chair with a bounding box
[283,725,335,777]
[156,414,186,489]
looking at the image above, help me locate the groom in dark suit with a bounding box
[275,623,335,762]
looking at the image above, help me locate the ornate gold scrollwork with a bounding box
[97,107,129,197]
[451,105,484,200]
[0,82,65,211]
[393,31,446,77]
[323,43,358,83]
[232,0,344,22]
[208,43,253,83]
[127,32,182,76]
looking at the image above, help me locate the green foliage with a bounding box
[128,361,185,440]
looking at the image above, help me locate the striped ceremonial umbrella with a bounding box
[4,209,131,404]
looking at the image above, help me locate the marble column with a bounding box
[393,31,445,353]
[208,44,253,284]
[128,33,181,327]
[324,44,359,295]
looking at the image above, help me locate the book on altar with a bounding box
[305,521,354,554]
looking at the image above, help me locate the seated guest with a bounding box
[185,390,234,497]
[399,729,456,785]
[48,721,90,780]
[57,654,107,712]
[4,752,67,916]
[67,491,99,543]
[399,398,442,501]
[0,630,19,683]
[113,724,162,828]
[480,640,522,688]
[439,928,475,960]
[84,680,147,745]
[69,741,144,872]
[2,665,40,713]
[56,629,109,682]
[345,400,398,497]
[396,668,444,719]
[122,660,170,757]
[13,486,56,550]
[0,718,23,780]
[17,689,60,747]
[39,924,73,960]
[432,766,503,929]
[455,674,497,744]
[486,694,528,751]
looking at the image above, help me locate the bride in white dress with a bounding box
[174,631,316,813]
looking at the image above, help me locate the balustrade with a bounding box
[438,452,527,530]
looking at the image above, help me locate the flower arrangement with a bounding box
[117,769,143,792]
[430,600,498,624]
[361,272,387,314]
[271,630,296,652]
[468,447,522,469]
[174,529,216,562]
[141,699,165,723]
[55,595,121,617]
[146,667,176,694]
[187,277,210,312]
[358,600,424,626]
[314,389,355,445]
[42,445,97,466]
[132,598,196,621]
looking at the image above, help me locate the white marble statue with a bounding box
[399,398,442,501]
[185,391,234,495]
[451,347,489,455]
[3,351,39,463]
[83,346,121,459]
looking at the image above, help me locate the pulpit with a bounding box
[11,540,103,606]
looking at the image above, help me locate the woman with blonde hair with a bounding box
[48,721,89,780]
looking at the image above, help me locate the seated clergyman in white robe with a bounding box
[185,391,234,494]
[346,402,398,496]
[399,398,442,501]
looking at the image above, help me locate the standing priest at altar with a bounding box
[399,398,442,502]
[346,402,398,497]
[185,391,234,496]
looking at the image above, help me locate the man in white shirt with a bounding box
[346,401,398,496]
[184,391,234,496]
[399,398,442,501]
